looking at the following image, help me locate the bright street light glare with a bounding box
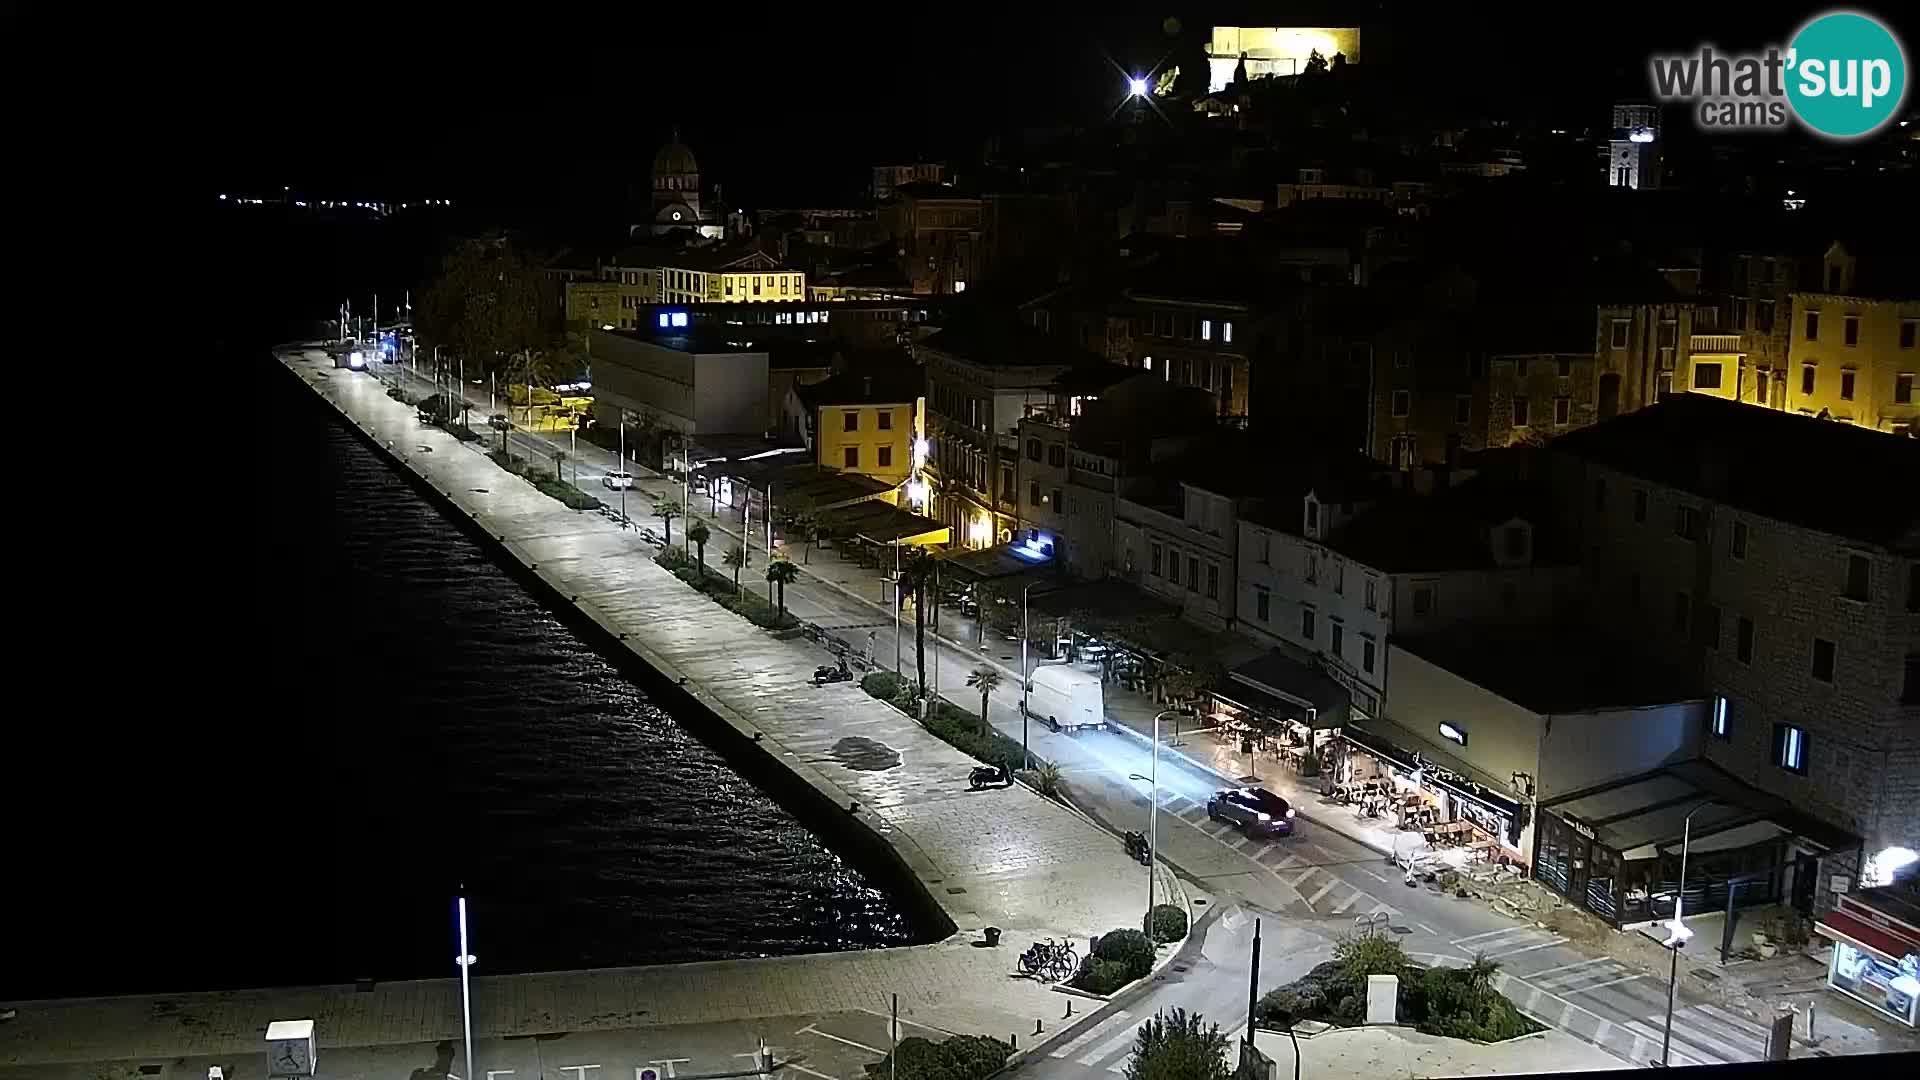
[1127,76,1148,97]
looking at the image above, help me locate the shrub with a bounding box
[651,548,797,631]
[1031,761,1063,797]
[1094,928,1157,980]
[862,671,908,699]
[1334,931,1409,982]
[858,673,1038,772]
[1124,1007,1229,1080]
[1070,958,1137,997]
[864,1034,1010,1080]
[1415,967,1540,1041]
[1148,904,1189,944]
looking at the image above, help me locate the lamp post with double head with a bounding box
[1659,801,1715,1067]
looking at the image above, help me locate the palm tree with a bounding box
[653,497,683,546]
[507,346,563,429]
[967,665,1003,736]
[897,547,937,695]
[722,543,746,593]
[687,520,711,569]
[765,556,799,616]
[1464,951,1501,990]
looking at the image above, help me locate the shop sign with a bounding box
[1439,722,1468,747]
[1832,875,1852,895]
[1567,816,1597,840]
[1458,797,1508,840]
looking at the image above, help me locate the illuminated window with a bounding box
[1222,322,1233,343]
[1201,319,1212,341]
[658,312,671,328]
[1710,696,1730,739]
[1774,723,1808,775]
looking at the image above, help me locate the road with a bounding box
[367,361,1778,1070]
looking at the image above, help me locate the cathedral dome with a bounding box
[654,139,699,180]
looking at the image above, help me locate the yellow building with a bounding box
[789,369,928,501]
[566,280,655,330]
[596,246,805,307]
[1787,291,1920,434]
[1207,26,1361,90]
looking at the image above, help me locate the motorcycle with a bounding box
[968,763,1011,790]
[1124,830,1153,866]
[811,658,853,687]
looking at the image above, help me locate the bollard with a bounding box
[1806,1002,1818,1044]
[1064,999,1074,1019]
[1034,1019,1044,1036]
[1010,1034,1018,1052]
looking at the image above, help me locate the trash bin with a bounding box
[1241,738,1254,754]
[984,926,1002,946]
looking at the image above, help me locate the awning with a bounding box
[1660,819,1789,856]
[937,542,1054,584]
[1227,651,1351,728]
[1817,909,1920,964]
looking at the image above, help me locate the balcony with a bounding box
[1690,334,1744,354]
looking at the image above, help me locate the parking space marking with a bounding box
[1049,1011,1134,1059]
[855,1008,952,1036]
[1305,879,1339,907]
[1525,956,1612,980]
[786,1066,839,1080]
[798,1026,885,1056]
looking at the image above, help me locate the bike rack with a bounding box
[1353,911,1390,938]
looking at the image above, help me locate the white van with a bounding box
[1022,664,1106,733]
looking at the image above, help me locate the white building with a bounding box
[1236,466,1582,720]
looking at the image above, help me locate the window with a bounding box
[844,410,859,432]
[1201,319,1212,341]
[877,446,893,468]
[1802,365,1816,396]
[1048,445,1065,467]
[1222,321,1233,343]
[1151,543,1163,577]
[843,446,860,468]
[1412,585,1433,615]
[1332,623,1345,658]
[1844,554,1870,601]
[1811,638,1836,682]
[1187,557,1199,591]
[1737,615,1755,664]
[1702,603,1720,649]
[1391,390,1410,417]
[1710,695,1730,739]
[1610,319,1630,349]
[1674,505,1700,540]
[1840,370,1856,401]
[1694,362,1723,389]
[1554,396,1571,425]
[1593,478,1608,512]
[1633,489,1648,524]
[1206,564,1219,599]
[1304,553,1318,584]
[1558,356,1573,378]
[1843,315,1859,347]
[1362,638,1376,674]
[1455,395,1471,424]
[1898,374,1915,404]
[1301,608,1316,641]
[1513,396,1530,425]
[1257,534,1271,565]
[1052,487,1063,510]
[1256,588,1270,622]
[1504,525,1527,558]
[1364,578,1377,612]
[1305,501,1320,532]
[1026,438,1042,462]
[1731,520,1748,559]
[1774,723,1809,775]
[877,410,892,431]
[1394,349,1410,369]
[1657,373,1673,400]
[1029,481,1041,506]
[1805,311,1820,341]
[1673,591,1690,634]
[1515,357,1529,377]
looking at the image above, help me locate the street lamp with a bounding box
[454,893,477,1080]
[1658,801,1716,1067]
[1132,709,1182,930]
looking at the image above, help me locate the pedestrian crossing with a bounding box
[1448,924,1568,960]
[1158,792,1398,919]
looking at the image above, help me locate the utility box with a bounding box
[1366,974,1399,1024]
[1766,1005,1794,1060]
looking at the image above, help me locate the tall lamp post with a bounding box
[1659,801,1715,1067]
[454,893,477,1080]
[1130,709,1182,930]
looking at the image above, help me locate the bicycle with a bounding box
[1018,938,1079,983]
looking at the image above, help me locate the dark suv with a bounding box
[1207,786,1296,837]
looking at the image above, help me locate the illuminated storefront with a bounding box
[1815,890,1920,1027]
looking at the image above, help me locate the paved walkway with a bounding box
[0,351,1188,1071]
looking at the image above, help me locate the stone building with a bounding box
[1551,394,1920,900]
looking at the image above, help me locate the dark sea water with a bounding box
[1,356,922,1000]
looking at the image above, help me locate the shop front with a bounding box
[1530,762,1829,929]
[1333,724,1527,866]
[1815,889,1920,1028]
[1207,653,1351,779]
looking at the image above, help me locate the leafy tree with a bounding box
[654,497,683,546]
[1124,1008,1228,1080]
[966,665,1002,735]
[722,543,746,593]
[508,346,566,428]
[1148,904,1189,944]
[1160,666,1218,709]
[765,556,799,615]
[896,547,938,694]
[1334,930,1409,983]
[687,520,711,567]
[1330,51,1348,74]
[417,236,549,387]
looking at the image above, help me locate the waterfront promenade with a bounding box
[0,350,1183,1072]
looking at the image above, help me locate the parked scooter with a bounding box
[811,658,853,687]
[968,762,1011,790]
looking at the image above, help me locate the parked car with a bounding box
[602,471,635,490]
[1207,786,1296,837]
